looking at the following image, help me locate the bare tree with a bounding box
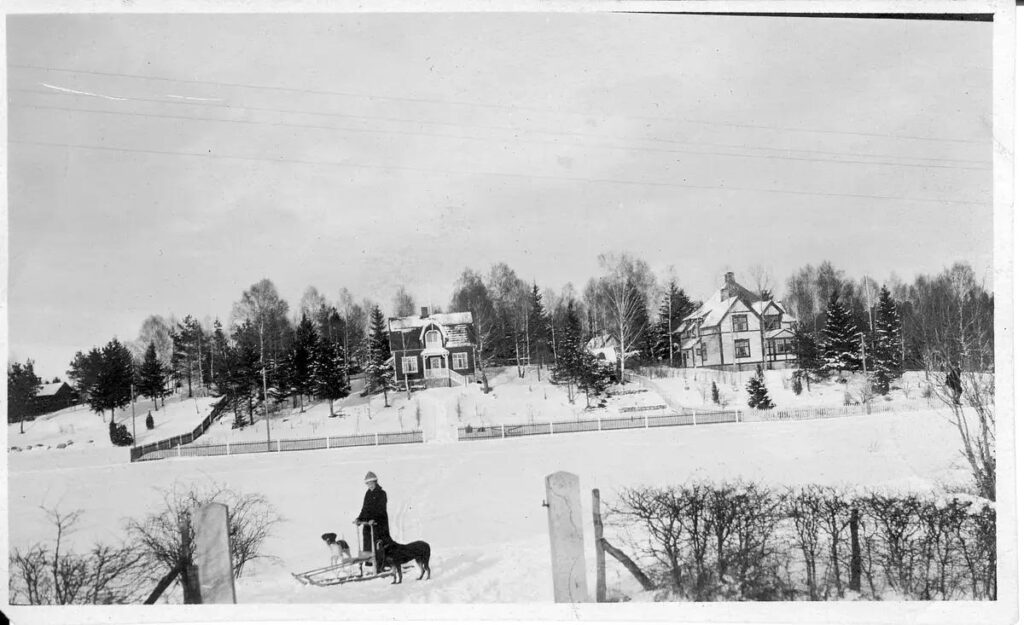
[391,285,417,317]
[126,482,281,604]
[922,265,995,501]
[9,507,146,605]
[594,252,655,384]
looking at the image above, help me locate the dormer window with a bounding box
[425,329,442,348]
[764,314,781,331]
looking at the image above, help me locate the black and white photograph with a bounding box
[1,1,1016,622]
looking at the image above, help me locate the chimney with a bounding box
[420,306,429,319]
[721,272,735,302]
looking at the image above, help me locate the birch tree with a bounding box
[594,252,655,384]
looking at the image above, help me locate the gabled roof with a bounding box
[677,273,798,332]
[388,311,473,331]
[36,382,69,397]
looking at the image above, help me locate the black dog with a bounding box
[375,538,431,584]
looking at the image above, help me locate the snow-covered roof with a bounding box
[388,311,473,331]
[679,337,700,350]
[765,328,796,340]
[36,382,69,397]
[586,333,619,350]
[680,273,799,331]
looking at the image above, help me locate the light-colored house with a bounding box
[585,333,621,362]
[674,272,798,370]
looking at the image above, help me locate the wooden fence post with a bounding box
[734,409,739,423]
[501,424,506,439]
[549,421,554,435]
[194,502,236,604]
[592,489,607,603]
[544,471,589,603]
[375,433,380,446]
[692,409,697,426]
[849,506,862,594]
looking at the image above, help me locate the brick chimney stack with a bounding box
[420,306,429,319]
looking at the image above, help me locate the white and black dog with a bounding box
[321,532,352,566]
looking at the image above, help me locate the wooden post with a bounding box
[375,433,380,446]
[734,409,739,423]
[692,409,697,426]
[545,471,589,603]
[849,506,862,593]
[194,502,236,604]
[501,424,506,438]
[592,489,607,603]
[644,414,649,429]
[549,421,554,435]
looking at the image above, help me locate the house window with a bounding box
[735,339,751,359]
[774,339,793,354]
[425,329,442,348]
[698,343,707,360]
[732,314,748,332]
[452,352,469,370]
[764,314,781,331]
[401,356,418,374]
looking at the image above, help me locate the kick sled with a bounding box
[291,522,412,587]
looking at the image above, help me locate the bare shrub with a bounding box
[127,482,281,603]
[9,508,147,605]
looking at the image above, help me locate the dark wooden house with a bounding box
[30,381,77,416]
[388,307,476,386]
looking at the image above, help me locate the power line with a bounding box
[12,87,985,167]
[11,63,990,146]
[11,97,989,172]
[10,138,987,207]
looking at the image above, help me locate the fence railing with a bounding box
[458,399,935,443]
[133,430,425,461]
[457,409,741,441]
[129,396,230,462]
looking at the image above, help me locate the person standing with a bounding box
[355,471,390,554]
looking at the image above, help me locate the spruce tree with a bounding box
[146,411,155,430]
[314,338,350,416]
[363,305,396,406]
[551,301,585,402]
[170,315,206,397]
[288,314,319,412]
[139,342,169,410]
[526,283,552,367]
[210,319,232,397]
[578,351,613,407]
[871,286,903,395]
[654,280,696,365]
[230,321,263,426]
[820,292,861,375]
[89,339,135,422]
[711,381,720,404]
[746,375,775,410]
[7,360,42,433]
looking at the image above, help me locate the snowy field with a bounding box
[197,367,669,445]
[7,395,220,454]
[7,405,967,603]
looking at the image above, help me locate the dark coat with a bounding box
[357,485,390,538]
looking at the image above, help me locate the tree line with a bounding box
[8,256,993,436]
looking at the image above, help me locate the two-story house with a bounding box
[674,272,798,370]
[388,307,477,385]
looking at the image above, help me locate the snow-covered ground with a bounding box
[641,369,937,412]
[7,395,221,454]
[197,367,668,445]
[8,404,966,603]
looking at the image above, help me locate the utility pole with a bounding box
[860,332,868,374]
[667,288,673,368]
[259,319,271,450]
[130,382,137,445]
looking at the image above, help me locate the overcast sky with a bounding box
[7,12,993,379]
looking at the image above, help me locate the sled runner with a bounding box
[291,522,413,587]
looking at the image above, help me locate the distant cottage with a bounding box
[674,272,798,370]
[388,307,477,386]
[31,381,77,416]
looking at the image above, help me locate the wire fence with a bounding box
[133,430,425,461]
